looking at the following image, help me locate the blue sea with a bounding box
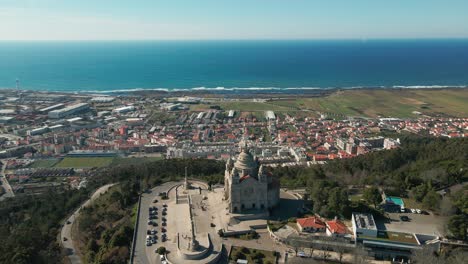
[0,40,468,93]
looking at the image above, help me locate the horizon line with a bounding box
[1,37,468,42]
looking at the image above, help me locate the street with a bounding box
[0,159,15,201]
[60,183,116,264]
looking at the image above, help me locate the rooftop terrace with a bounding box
[359,230,419,245]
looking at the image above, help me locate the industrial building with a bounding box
[90,97,116,103]
[39,103,65,113]
[112,105,136,114]
[48,103,90,119]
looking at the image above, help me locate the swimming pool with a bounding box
[386,196,405,207]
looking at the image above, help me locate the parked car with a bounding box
[153,199,158,203]
[400,215,410,222]
[410,208,416,213]
[415,209,422,214]
[160,255,166,261]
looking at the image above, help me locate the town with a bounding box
[0,88,467,264]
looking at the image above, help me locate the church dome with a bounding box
[234,149,257,171]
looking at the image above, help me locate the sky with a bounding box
[0,0,468,40]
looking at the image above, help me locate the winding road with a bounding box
[0,159,15,201]
[60,183,116,264]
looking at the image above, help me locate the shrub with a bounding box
[241,247,250,254]
[235,251,246,260]
[156,246,166,255]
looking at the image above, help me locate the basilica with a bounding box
[224,146,280,213]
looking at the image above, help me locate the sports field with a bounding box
[53,156,164,168]
[54,157,115,168]
[28,159,60,168]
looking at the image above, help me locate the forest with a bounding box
[274,135,467,239]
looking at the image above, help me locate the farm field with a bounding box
[190,89,468,118]
[283,89,468,118]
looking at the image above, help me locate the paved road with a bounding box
[0,159,15,201]
[61,183,116,264]
[132,181,182,264]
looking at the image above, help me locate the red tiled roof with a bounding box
[297,217,325,229]
[326,220,349,234]
[239,175,251,183]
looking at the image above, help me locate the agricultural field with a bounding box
[283,89,468,118]
[190,89,468,118]
[54,157,115,168]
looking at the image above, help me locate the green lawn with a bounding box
[229,246,277,264]
[54,157,115,168]
[349,194,364,202]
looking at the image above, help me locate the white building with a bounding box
[113,105,136,114]
[90,96,115,103]
[352,212,378,238]
[265,111,276,120]
[224,144,280,213]
[27,126,50,136]
[39,103,65,113]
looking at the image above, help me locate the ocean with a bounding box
[0,39,468,93]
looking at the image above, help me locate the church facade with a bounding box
[224,147,280,213]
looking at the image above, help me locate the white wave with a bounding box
[391,85,468,89]
[13,85,468,94]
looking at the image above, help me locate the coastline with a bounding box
[1,85,468,99]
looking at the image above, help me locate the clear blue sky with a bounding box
[1,0,467,40]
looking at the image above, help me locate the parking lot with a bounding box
[377,211,449,237]
[132,181,181,264]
